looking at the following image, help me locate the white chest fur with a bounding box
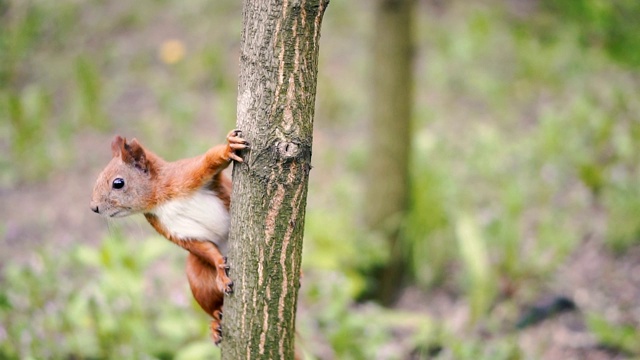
[152,189,229,250]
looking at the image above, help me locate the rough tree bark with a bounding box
[222,1,329,359]
[364,0,415,306]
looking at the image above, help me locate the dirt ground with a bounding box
[519,238,640,359]
[1,131,148,265]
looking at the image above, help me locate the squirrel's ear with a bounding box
[111,135,126,158]
[124,138,148,173]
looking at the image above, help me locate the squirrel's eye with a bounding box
[112,178,125,189]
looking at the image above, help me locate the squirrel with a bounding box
[90,129,249,345]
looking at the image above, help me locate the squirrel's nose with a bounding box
[91,205,100,214]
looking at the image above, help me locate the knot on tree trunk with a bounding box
[277,141,300,158]
[246,140,312,183]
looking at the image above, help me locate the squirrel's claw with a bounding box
[229,153,244,163]
[211,319,223,346]
[226,129,249,163]
[224,281,234,295]
[229,142,249,150]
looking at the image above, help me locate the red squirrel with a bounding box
[90,129,248,344]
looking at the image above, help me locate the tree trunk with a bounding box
[364,0,415,306]
[222,1,328,359]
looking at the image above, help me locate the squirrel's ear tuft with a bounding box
[111,135,126,158]
[125,138,148,173]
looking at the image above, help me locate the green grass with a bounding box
[0,231,218,360]
[588,314,640,355]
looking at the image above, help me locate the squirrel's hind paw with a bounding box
[211,319,223,345]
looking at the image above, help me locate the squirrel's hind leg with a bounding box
[186,253,225,344]
[181,240,234,295]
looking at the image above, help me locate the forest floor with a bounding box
[396,239,640,359]
[3,131,639,359]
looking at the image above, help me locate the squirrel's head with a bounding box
[90,136,155,217]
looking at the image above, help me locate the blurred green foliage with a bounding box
[0,232,219,360]
[538,0,640,67]
[0,0,240,184]
[1,0,640,358]
[298,269,434,359]
[401,0,640,290]
[587,314,640,355]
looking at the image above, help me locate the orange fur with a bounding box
[91,130,248,344]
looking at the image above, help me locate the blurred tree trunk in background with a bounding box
[222,0,328,359]
[365,0,415,306]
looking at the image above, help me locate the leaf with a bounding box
[455,214,496,322]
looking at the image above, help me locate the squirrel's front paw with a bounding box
[226,129,250,162]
